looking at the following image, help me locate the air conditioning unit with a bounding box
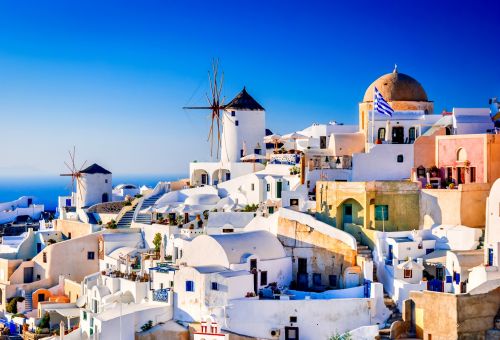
[270,329,280,338]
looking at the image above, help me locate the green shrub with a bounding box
[242,204,258,212]
[141,320,153,332]
[38,312,50,329]
[6,296,24,314]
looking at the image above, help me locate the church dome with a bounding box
[363,68,428,102]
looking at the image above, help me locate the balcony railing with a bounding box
[152,288,169,302]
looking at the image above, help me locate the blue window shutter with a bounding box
[446,275,452,283]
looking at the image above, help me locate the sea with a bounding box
[0,174,185,211]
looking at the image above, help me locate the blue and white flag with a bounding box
[374,87,394,117]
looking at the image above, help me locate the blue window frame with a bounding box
[211,282,218,291]
[235,120,239,126]
[375,205,389,221]
[231,111,235,117]
[186,280,194,292]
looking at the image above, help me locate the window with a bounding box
[457,148,467,161]
[290,316,297,323]
[105,179,108,184]
[409,127,416,143]
[397,154,404,163]
[320,136,327,149]
[87,252,95,260]
[222,228,234,233]
[260,271,268,286]
[266,184,270,192]
[285,326,299,340]
[250,259,257,270]
[470,167,476,183]
[378,128,386,141]
[185,280,194,292]
[290,199,299,206]
[83,311,87,320]
[375,205,389,221]
[36,274,41,281]
[211,282,219,291]
[68,232,72,240]
[231,110,235,117]
[251,183,255,191]
[43,252,47,263]
[235,120,239,126]
[404,269,412,278]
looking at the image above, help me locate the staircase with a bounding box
[134,194,163,225]
[116,209,135,228]
[24,293,33,311]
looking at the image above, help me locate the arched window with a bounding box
[457,148,467,162]
[102,193,109,203]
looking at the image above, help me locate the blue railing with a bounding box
[153,289,169,302]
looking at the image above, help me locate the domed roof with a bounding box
[363,67,428,102]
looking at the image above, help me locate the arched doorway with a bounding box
[212,169,231,185]
[102,193,109,203]
[192,169,209,186]
[336,198,364,229]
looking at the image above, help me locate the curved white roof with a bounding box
[182,230,286,267]
[184,193,220,206]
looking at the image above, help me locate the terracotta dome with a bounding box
[363,68,428,102]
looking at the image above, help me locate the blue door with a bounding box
[489,248,494,266]
[343,204,353,224]
[388,245,394,261]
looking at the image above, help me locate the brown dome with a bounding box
[363,69,428,102]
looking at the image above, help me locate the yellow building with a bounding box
[316,181,420,247]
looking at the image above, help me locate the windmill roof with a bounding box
[225,87,265,111]
[80,163,112,175]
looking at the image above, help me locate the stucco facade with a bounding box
[408,287,500,339]
[277,216,357,289]
[316,181,420,237]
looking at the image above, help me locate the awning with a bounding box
[54,308,81,319]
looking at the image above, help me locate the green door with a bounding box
[276,181,282,198]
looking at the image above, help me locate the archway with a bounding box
[212,169,230,185]
[192,169,210,186]
[336,198,364,230]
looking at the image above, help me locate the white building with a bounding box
[190,87,267,187]
[174,230,292,323]
[467,178,500,291]
[0,196,44,225]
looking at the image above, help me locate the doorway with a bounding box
[392,126,404,144]
[343,204,353,224]
[297,258,308,290]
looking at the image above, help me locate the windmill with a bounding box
[183,59,226,159]
[60,146,87,206]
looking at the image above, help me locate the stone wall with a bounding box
[277,216,357,288]
[409,287,500,340]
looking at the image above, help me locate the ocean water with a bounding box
[0,174,185,211]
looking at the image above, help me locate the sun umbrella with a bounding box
[264,134,282,150]
[282,132,307,140]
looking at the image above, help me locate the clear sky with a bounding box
[0,0,499,176]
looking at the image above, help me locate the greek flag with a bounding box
[374,87,394,117]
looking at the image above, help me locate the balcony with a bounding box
[152,288,169,302]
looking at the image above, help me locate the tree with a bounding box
[152,233,162,254]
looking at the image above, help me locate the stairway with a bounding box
[24,293,33,311]
[377,293,404,339]
[116,210,135,228]
[134,194,163,225]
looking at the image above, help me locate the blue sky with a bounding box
[0,0,499,176]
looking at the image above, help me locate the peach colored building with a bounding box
[435,134,500,185]
[413,133,500,188]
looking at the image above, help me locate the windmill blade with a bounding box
[64,161,74,173]
[76,176,85,204]
[79,160,88,172]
